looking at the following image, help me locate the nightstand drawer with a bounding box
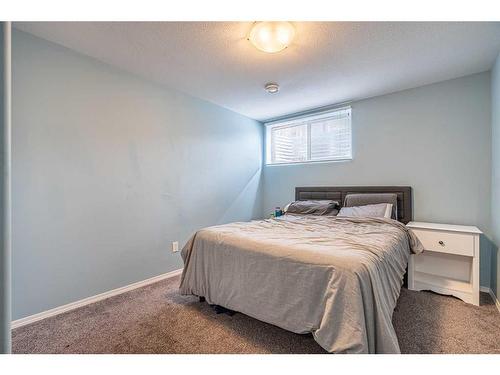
[410,228,474,256]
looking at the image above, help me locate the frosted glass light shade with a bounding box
[249,22,295,53]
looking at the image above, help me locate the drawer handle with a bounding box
[438,240,445,246]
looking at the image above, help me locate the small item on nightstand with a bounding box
[274,207,283,217]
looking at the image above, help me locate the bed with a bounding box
[179,186,423,354]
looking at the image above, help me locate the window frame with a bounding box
[265,106,352,166]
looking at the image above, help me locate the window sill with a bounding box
[264,158,353,167]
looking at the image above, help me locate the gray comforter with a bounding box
[179,215,423,353]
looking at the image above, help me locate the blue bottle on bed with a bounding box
[275,207,282,217]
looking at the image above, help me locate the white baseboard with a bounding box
[480,286,500,313]
[11,268,183,329]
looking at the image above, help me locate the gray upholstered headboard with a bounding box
[295,186,413,224]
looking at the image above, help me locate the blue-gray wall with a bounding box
[1,22,12,354]
[491,52,500,299]
[263,73,493,287]
[12,30,263,320]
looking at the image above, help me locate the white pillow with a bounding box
[338,203,393,218]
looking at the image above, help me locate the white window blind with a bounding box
[266,107,352,165]
[271,123,308,163]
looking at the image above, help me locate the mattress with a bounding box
[180,215,423,353]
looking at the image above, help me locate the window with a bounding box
[265,107,352,165]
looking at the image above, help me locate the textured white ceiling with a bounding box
[14,22,500,121]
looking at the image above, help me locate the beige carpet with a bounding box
[12,275,500,354]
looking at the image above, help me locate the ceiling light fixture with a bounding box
[249,22,295,53]
[265,82,280,94]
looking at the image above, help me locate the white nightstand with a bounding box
[406,221,482,306]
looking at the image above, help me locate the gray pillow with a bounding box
[344,193,398,219]
[285,200,339,216]
[338,203,393,218]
